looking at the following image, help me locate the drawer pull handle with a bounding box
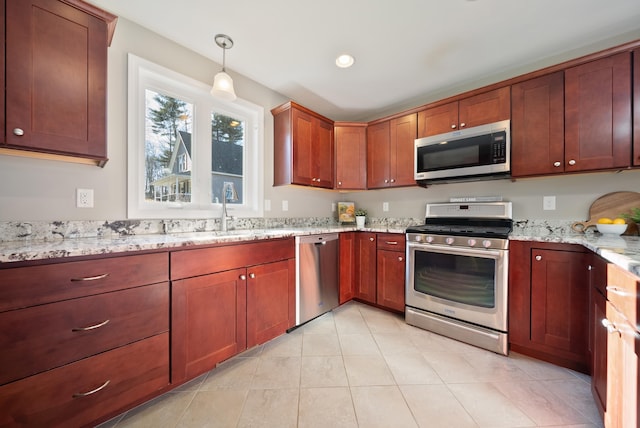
[72,319,110,332]
[70,273,109,282]
[72,380,110,398]
[606,286,630,297]
[385,241,398,245]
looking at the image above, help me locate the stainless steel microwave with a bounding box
[414,120,510,184]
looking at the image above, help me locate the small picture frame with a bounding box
[338,202,356,224]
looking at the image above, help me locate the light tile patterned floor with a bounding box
[99,301,604,428]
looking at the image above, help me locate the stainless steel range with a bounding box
[405,201,512,355]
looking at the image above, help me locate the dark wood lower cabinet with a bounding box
[246,259,296,348]
[376,249,405,312]
[353,232,377,304]
[0,333,169,427]
[339,232,356,304]
[509,240,590,372]
[171,269,247,384]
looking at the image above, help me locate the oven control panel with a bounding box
[407,233,509,250]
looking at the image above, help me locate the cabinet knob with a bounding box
[390,178,395,183]
[553,161,561,167]
[369,237,374,241]
[13,128,24,136]
[601,318,619,334]
[240,274,246,280]
[338,181,342,186]
[459,122,466,128]
[398,256,403,262]
[384,179,389,183]
[568,159,576,166]
[451,124,457,129]
[535,255,542,261]
[249,273,256,279]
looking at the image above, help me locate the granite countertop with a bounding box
[1,224,638,277]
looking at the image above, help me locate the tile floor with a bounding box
[99,301,604,428]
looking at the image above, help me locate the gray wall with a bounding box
[0,18,638,223]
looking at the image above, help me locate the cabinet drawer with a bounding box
[0,252,169,312]
[0,282,169,386]
[171,238,295,280]
[0,332,169,428]
[607,264,639,328]
[376,233,405,251]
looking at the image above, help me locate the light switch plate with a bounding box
[383,202,389,212]
[282,200,289,211]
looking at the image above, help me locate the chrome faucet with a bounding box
[220,182,239,232]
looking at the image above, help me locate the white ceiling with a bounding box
[86,0,640,121]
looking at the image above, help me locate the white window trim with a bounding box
[127,53,264,219]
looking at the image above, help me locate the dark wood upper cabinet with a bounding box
[634,48,640,167]
[367,113,416,189]
[511,72,565,177]
[564,52,632,172]
[2,0,116,166]
[272,101,335,189]
[335,122,367,190]
[417,87,510,138]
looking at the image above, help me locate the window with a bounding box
[127,54,263,219]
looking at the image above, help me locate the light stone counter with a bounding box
[1,218,638,278]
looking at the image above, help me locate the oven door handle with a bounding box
[406,242,505,258]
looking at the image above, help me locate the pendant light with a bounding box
[211,34,237,101]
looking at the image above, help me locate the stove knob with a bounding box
[445,237,455,245]
[482,240,492,248]
[414,235,423,242]
[467,239,477,247]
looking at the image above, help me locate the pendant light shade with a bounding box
[211,34,237,101]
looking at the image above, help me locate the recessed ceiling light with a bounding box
[335,54,355,68]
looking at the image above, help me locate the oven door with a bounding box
[405,241,508,332]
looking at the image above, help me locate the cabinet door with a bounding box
[591,286,609,421]
[366,121,391,189]
[530,248,589,362]
[5,0,109,163]
[291,108,316,186]
[511,72,565,177]
[339,232,356,304]
[354,233,377,304]
[389,113,417,187]
[314,117,335,188]
[634,48,640,167]
[376,249,405,312]
[246,259,295,348]
[417,102,458,138]
[335,124,367,190]
[565,52,632,171]
[171,268,247,383]
[458,86,511,129]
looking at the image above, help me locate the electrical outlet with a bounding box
[543,195,556,210]
[77,189,94,208]
[331,203,336,212]
[383,202,389,212]
[282,200,289,211]
[264,199,271,211]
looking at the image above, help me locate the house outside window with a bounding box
[127,54,263,219]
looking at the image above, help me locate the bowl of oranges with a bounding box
[596,217,628,235]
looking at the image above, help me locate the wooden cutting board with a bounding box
[571,191,640,235]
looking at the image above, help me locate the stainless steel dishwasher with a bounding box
[294,233,340,326]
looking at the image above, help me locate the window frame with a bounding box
[127,53,263,219]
